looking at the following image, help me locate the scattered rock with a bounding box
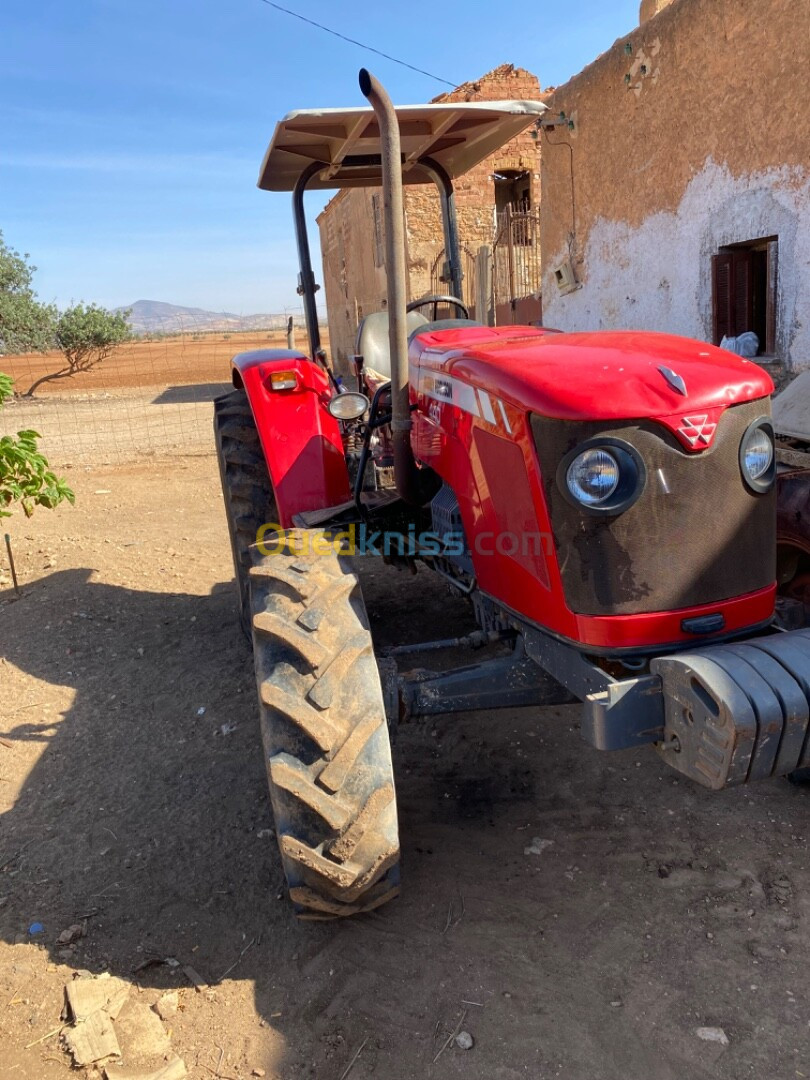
[103,1059,187,1080]
[455,1031,474,1050]
[252,1070,267,1078]
[63,1008,121,1066]
[58,923,86,945]
[610,999,623,1008]
[767,874,792,906]
[524,838,553,856]
[696,1026,729,1046]
[153,991,179,1020]
[66,973,130,1022]
[115,999,171,1057]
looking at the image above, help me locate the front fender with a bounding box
[232,350,350,528]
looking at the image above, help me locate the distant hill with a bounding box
[116,300,305,335]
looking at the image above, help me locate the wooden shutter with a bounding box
[712,253,734,344]
[732,249,754,337]
[766,240,778,355]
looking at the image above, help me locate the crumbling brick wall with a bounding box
[540,0,810,372]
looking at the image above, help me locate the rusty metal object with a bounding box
[358,68,437,507]
[777,467,810,555]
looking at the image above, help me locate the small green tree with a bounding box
[0,231,56,356]
[0,373,74,517]
[24,302,132,396]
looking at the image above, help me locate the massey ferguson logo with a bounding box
[678,415,717,447]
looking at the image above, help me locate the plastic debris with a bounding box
[696,1027,729,1046]
[720,332,759,358]
[28,922,44,935]
[523,838,553,856]
[455,1031,474,1050]
[182,965,209,993]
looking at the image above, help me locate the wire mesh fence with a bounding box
[0,316,321,466]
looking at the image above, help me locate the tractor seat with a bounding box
[355,310,430,378]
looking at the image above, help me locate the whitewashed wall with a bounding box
[542,159,810,372]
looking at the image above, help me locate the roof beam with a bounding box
[321,112,372,182]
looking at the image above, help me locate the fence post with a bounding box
[476,245,493,327]
[286,316,295,350]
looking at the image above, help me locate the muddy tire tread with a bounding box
[249,530,400,918]
[213,389,277,634]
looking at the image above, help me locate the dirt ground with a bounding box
[2,331,329,396]
[0,331,333,468]
[2,456,810,1080]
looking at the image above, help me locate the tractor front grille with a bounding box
[531,399,775,616]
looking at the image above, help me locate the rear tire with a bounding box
[214,389,277,636]
[249,530,400,918]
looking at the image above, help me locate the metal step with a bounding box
[292,489,401,529]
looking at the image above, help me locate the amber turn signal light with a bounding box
[266,370,299,391]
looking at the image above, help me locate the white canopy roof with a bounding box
[257,100,547,192]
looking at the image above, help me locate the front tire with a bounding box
[249,530,400,918]
[214,389,277,635]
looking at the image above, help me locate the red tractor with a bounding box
[215,70,810,920]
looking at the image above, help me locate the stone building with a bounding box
[316,64,544,369]
[540,0,810,376]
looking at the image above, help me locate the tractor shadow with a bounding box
[0,569,325,1075]
[0,564,549,1078]
[152,382,231,405]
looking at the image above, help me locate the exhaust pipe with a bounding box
[359,68,438,506]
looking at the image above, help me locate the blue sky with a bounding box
[1,0,639,315]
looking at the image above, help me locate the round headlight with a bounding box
[328,391,369,421]
[566,448,620,506]
[740,418,774,491]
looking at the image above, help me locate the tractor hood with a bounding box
[410,326,774,423]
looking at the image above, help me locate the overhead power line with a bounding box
[255,0,459,88]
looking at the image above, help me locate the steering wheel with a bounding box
[406,294,469,321]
